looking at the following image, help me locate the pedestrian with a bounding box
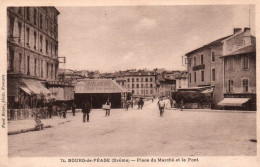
[140,98,144,109]
[103,100,111,117]
[152,97,154,103]
[47,102,53,118]
[180,99,184,111]
[72,102,76,116]
[125,100,129,110]
[158,97,166,117]
[82,101,91,122]
[62,103,67,118]
[34,114,44,130]
[170,98,173,108]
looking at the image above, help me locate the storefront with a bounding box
[74,79,130,109]
[7,78,52,108]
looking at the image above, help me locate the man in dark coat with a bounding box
[72,102,76,116]
[82,102,91,122]
[47,102,53,118]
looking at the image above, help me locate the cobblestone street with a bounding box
[8,101,256,157]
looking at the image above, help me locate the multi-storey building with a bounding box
[7,7,60,108]
[219,28,256,110]
[185,28,256,110]
[117,70,156,98]
[175,71,188,90]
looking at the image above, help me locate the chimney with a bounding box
[244,27,250,32]
[233,28,242,34]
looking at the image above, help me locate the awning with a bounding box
[19,85,32,95]
[218,98,250,107]
[22,79,50,95]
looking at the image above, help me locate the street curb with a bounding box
[8,120,71,135]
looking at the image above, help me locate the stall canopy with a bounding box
[75,79,129,94]
[218,98,250,107]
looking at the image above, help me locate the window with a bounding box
[137,78,139,82]
[18,7,22,15]
[146,90,148,94]
[18,22,22,42]
[26,7,30,21]
[34,32,36,49]
[40,35,43,52]
[50,43,52,56]
[150,78,153,82]
[179,80,181,88]
[150,84,153,88]
[145,78,148,82]
[146,83,148,88]
[242,55,249,69]
[9,50,14,72]
[141,78,143,82]
[242,79,249,92]
[26,28,30,45]
[132,78,134,82]
[228,80,234,92]
[194,72,196,82]
[27,56,30,75]
[150,90,153,94]
[40,14,43,29]
[46,40,48,53]
[46,62,49,78]
[46,18,48,32]
[51,64,53,79]
[193,56,196,66]
[127,78,130,82]
[34,58,37,76]
[189,73,191,83]
[137,84,139,88]
[201,54,204,64]
[33,8,37,25]
[9,16,15,37]
[212,69,215,81]
[141,84,143,88]
[227,57,234,70]
[188,58,192,67]
[211,51,215,62]
[40,60,43,78]
[19,53,22,73]
[201,71,204,82]
[132,84,134,88]
[50,23,53,35]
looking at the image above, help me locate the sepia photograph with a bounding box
[0,1,258,166]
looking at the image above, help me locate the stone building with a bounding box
[185,28,256,109]
[7,7,60,107]
[218,28,256,110]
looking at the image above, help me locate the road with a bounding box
[8,101,256,156]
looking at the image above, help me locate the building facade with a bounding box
[185,30,240,108]
[219,28,256,110]
[175,71,188,90]
[7,7,60,107]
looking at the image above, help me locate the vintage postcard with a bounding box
[0,0,259,167]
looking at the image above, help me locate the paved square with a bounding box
[8,102,256,156]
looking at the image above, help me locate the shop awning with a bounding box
[22,79,50,95]
[19,85,32,95]
[75,79,127,94]
[218,98,250,107]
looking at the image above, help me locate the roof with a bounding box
[75,79,128,94]
[221,45,256,57]
[185,35,232,56]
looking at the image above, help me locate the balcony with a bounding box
[192,64,205,71]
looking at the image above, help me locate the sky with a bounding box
[57,5,255,73]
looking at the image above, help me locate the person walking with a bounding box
[140,98,144,109]
[47,102,53,118]
[104,100,111,117]
[82,101,91,122]
[125,100,129,111]
[62,103,67,118]
[72,102,76,116]
[158,97,166,117]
